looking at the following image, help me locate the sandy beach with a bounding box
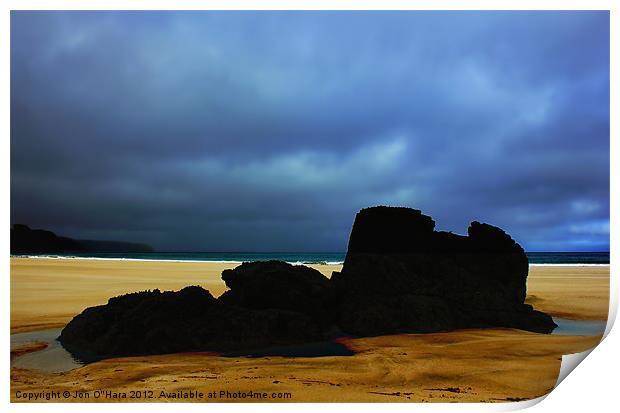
[525,265,609,320]
[10,258,610,402]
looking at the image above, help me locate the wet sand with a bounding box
[9,258,609,402]
[11,342,48,361]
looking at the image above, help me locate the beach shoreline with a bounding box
[10,254,609,266]
[10,257,610,333]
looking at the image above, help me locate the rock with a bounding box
[59,205,556,362]
[346,206,435,253]
[59,286,218,361]
[331,206,556,335]
[219,260,335,327]
[59,265,332,362]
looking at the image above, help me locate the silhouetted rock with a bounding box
[59,206,556,362]
[59,286,216,361]
[59,263,333,362]
[11,224,153,254]
[331,206,556,335]
[219,261,335,327]
[59,284,324,362]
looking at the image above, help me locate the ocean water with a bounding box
[526,252,609,265]
[12,251,609,265]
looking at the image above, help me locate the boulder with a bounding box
[219,260,335,326]
[59,286,218,361]
[59,266,332,362]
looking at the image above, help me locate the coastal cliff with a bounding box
[10,224,153,254]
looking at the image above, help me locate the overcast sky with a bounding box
[11,11,609,252]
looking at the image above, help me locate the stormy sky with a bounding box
[10,11,609,252]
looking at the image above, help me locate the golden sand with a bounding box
[10,330,601,403]
[9,258,610,402]
[525,265,609,320]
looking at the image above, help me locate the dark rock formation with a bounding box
[219,260,336,328]
[60,286,217,361]
[59,206,556,362]
[59,263,333,362]
[11,224,153,254]
[331,206,556,335]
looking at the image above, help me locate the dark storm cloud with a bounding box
[11,11,609,251]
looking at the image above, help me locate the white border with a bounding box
[0,0,616,11]
[2,2,617,413]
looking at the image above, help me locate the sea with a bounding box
[11,251,610,265]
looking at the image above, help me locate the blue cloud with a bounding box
[11,11,609,251]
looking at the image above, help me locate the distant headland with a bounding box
[58,206,556,362]
[10,224,153,254]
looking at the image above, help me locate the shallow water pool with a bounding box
[10,318,607,374]
[551,318,607,336]
[11,328,83,373]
